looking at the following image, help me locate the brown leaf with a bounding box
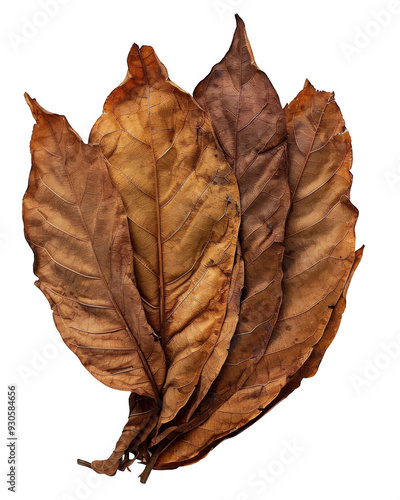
[193,16,290,402]
[23,94,165,396]
[153,247,364,470]
[243,245,364,425]
[23,19,363,482]
[22,95,167,473]
[148,16,290,452]
[89,44,242,429]
[149,244,244,449]
[78,395,159,475]
[152,80,361,469]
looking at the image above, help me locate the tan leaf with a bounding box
[147,16,290,455]
[89,44,241,428]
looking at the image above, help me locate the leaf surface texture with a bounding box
[23,17,362,482]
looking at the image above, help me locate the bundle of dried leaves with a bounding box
[23,16,363,482]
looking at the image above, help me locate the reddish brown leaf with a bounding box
[152,81,361,470]
[23,95,166,473]
[23,20,363,482]
[147,16,290,456]
[152,247,363,470]
[192,15,290,403]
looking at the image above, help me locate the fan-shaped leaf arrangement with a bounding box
[23,15,362,482]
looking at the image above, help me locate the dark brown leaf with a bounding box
[152,80,361,470]
[147,16,291,455]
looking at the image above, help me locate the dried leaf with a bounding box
[153,247,363,470]
[152,81,361,469]
[23,95,165,396]
[23,18,363,482]
[22,95,166,473]
[193,15,290,401]
[242,245,364,427]
[89,44,242,429]
[148,15,290,454]
[78,395,159,475]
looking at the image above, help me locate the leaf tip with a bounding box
[234,13,244,27]
[357,245,365,257]
[128,42,140,58]
[24,92,43,122]
[230,13,257,69]
[303,79,336,100]
[233,14,247,40]
[24,92,35,111]
[24,93,55,123]
[127,44,168,85]
[303,79,315,90]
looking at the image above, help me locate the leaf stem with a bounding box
[139,445,162,484]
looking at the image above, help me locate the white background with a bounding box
[1,0,400,499]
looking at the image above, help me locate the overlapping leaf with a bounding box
[23,16,362,483]
[156,246,364,469]
[148,15,291,453]
[22,96,166,473]
[88,44,241,430]
[192,14,290,412]
[151,81,361,470]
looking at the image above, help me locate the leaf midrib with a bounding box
[138,48,166,343]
